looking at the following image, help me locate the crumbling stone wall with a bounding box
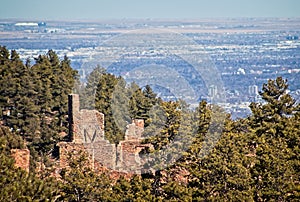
[57,142,89,169]
[11,149,30,172]
[68,94,105,143]
[117,120,146,173]
[84,141,116,170]
[58,94,148,173]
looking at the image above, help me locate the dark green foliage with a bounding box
[0,47,78,159]
[143,100,181,150]
[249,77,298,137]
[86,69,158,144]
[113,175,158,201]
[0,126,60,201]
[0,125,25,152]
[80,65,106,109]
[94,72,127,144]
[0,158,60,201]
[186,131,254,201]
[58,151,113,201]
[129,84,157,126]
[248,77,300,201]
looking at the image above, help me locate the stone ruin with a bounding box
[11,148,30,173]
[58,94,147,174]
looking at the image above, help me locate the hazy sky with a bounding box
[1,0,300,20]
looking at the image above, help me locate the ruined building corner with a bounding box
[58,94,148,174]
[11,148,30,173]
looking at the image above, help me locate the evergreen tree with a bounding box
[32,54,53,114]
[111,175,156,201]
[128,84,157,127]
[50,51,78,130]
[0,49,40,138]
[144,100,181,151]
[95,73,125,144]
[58,151,113,201]
[80,65,106,109]
[0,126,60,201]
[0,48,78,163]
[129,82,147,120]
[249,77,300,200]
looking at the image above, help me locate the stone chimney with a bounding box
[68,94,80,142]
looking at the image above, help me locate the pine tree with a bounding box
[50,52,78,130]
[80,65,106,109]
[129,82,147,120]
[58,151,113,201]
[249,77,297,138]
[248,77,300,200]
[32,55,53,114]
[0,126,60,201]
[95,73,125,144]
[144,100,181,151]
[0,49,40,138]
[128,84,157,127]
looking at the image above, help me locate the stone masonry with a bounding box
[117,120,145,173]
[58,94,147,173]
[11,149,30,173]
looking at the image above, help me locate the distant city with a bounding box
[1,18,299,119]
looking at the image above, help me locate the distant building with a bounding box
[15,22,38,27]
[14,22,47,32]
[286,35,299,40]
[248,85,258,96]
[208,85,218,98]
[248,85,259,102]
